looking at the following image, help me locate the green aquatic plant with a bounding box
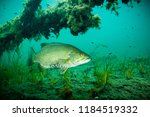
[118,58,135,79]
[125,68,134,79]
[138,62,147,77]
[0,60,48,99]
[133,56,150,77]
[63,71,71,87]
[0,60,29,99]
[59,85,73,100]
[88,88,99,99]
[29,72,45,84]
[94,63,103,87]
[49,78,58,85]
[0,54,45,84]
[94,62,110,88]
[0,64,13,86]
[59,71,73,99]
[118,61,126,71]
[88,62,111,100]
[124,63,134,79]
[83,69,90,84]
[83,72,89,84]
[103,63,110,84]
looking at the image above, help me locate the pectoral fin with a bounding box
[60,67,68,74]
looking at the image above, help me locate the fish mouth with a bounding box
[83,58,91,63]
[78,57,91,65]
[70,57,91,68]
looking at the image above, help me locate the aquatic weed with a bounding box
[103,63,110,84]
[94,63,103,87]
[125,68,133,79]
[94,62,110,87]
[63,71,71,87]
[59,86,73,100]
[118,58,135,79]
[59,71,73,99]
[89,62,111,99]
[138,62,147,77]
[88,88,99,99]
[29,72,45,84]
[124,63,134,79]
[83,69,90,84]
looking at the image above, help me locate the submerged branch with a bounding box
[0,0,141,56]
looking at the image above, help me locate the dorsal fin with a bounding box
[41,42,64,48]
[41,43,49,48]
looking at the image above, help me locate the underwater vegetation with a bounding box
[0,0,141,56]
[94,62,110,88]
[135,57,150,78]
[59,71,73,100]
[138,62,147,77]
[0,55,150,100]
[124,63,135,79]
[87,58,112,99]
[117,59,134,79]
[117,57,150,79]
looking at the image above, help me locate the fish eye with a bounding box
[80,53,84,56]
